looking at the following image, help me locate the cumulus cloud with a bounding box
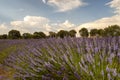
[0,24,10,34]
[107,0,120,14]
[77,15,120,30]
[45,20,76,32]
[55,20,76,31]
[0,13,76,35]
[0,20,76,35]
[76,0,120,35]
[11,16,51,34]
[43,0,87,12]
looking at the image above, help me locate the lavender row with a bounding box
[2,37,120,80]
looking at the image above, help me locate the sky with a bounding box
[0,0,120,36]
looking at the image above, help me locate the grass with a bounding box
[0,46,17,63]
[0,45,17,80]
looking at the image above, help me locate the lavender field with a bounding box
[0,37,120,80]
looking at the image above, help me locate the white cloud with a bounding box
[77,15,120,30]
[107,0,120,14]
[0,24,10,34]
[0,20,77,35]
[9,16,76,35]
[42,0,46,3]
[11,16,51,34]
[44,0,87,12]
[56,20,76,31]
[48,20,76,32]
[23,16,50,24]
[76,0,120,36]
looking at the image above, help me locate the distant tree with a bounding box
[49,31,56,38]
[69,30,77,37]
[33,32,46,39]
[22,33,33,39]
[0,34,7,39]
[97,29,105,37]
[0,35,2,39]
[57,30,69,38]
[8,30,21,39]
[79,28,89,37]
[90,29,98,37]
[104,25,120,37]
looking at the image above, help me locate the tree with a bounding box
[79,28,89,37]
[22,33,33,39]
[69,30,77,37]
[97,29,105,37]
[104,25,120,37]
[49,31,56,38]
[33,32,46,39]
[57,30,69,38]
[8,30,21,39]
[0,34,7,39]
[90,29,98,37]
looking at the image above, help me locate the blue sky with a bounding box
[0,0,120,35]
[0,0,112,24]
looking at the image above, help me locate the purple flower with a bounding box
[74,72,81,79]
[112,69,117,77]
[107,73,111,80]
[118,52,120,57]
[110,53,115,58]
[90,71,94,77]
[106,66,110,72]
[94,47,99,53]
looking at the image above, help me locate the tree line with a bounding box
[0,25,120,39]
[0,29,76,39]
[79,25,120,37]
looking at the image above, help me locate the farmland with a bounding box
[0,37,120,80]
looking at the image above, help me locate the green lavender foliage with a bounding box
[1,37,120,80]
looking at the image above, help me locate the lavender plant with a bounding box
[2,37,120,80]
